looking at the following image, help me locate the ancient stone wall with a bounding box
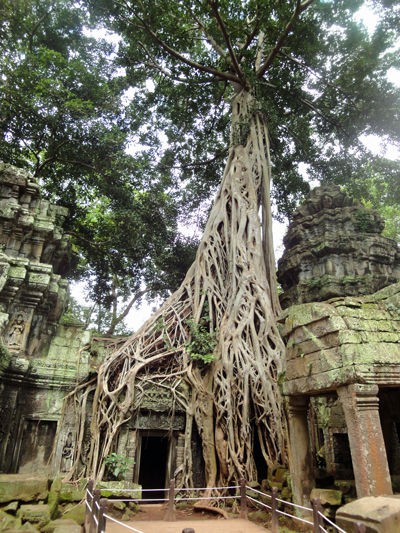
[279,185,400,504]
[278,184,400,308]
[0,162,99,474]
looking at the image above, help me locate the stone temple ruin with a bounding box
[0,162,199,493]
[1,162,400,519]
[0,162,98,476]
[278,184,400,507]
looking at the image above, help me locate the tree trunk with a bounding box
[66,89,287,487]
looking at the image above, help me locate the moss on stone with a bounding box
[0,510,21,531]
[42,518,80,533]
[98,481,141,499]
[58,480,86,503]
[17,503,51,528]
[0,476,48,504]
[59,503,85,525]
[310,488,342,506]
[47,479,61,520]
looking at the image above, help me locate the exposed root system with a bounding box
[66,90,287,489]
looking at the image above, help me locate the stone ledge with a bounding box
[337,496,400,533]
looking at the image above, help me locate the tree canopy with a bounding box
[87,0,399,218]
[0,0,197,332]
[1,2,399,334]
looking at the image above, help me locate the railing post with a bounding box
[311,497,322,533]
[271,486,279,533]
[164,478,176,521]
[97,498,108,533]
[239,478,247,519]
[356,523,366,533]
[84,480,94,533]
[92,489,102,533]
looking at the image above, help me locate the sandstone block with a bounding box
[42,518,80,532]
[0,475,48,503]
[98,481,141,499]
[0,509,21,530]
[53,525,81,533]
[110,500,126,511]
[337,496,400,533]
[17,503,51,528]
[58,481,86,503]
[3,501,19,513]
[60,502,85,525]
[310,488,342,506]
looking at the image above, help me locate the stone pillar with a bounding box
[337,383,392,497]
[287,395,314,506]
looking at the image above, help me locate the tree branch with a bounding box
[190,0,228,60]
[279,51,359,110]
[256,0,314,78]
[207,0,247,87]
[106,287,152,335]
[137,41,216,85]
[26,10,52,52]
[131,10,243,85]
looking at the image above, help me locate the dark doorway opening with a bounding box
[253,430,268,483]
[332,432,354,479]
[138,434,169,499]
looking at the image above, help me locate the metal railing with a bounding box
[84,478,367,533]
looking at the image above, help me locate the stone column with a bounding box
[287,395,314,506]
[337,383,392,497]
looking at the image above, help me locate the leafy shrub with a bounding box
[104,453,134,481]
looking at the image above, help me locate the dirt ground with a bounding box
[106,517,269,533]
[105,504,270,533]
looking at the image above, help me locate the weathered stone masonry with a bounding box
[0,162,96,475]
[2,164,400,512]
[0,163,191,489]
[279,184,400,505]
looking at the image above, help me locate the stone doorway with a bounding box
[136,431,175,499]
[15,419,57,474]
[380,389,400,491]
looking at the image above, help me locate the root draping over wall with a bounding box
[66,91,287,489]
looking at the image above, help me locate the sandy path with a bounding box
[106,518,270,533]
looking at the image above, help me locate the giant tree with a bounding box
[65,0,400,487]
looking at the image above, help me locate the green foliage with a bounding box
[87,0,400,220]
[344,169,400,243]
[60,296,92,326]
[103,453,134,481]
[0,0,198,333]
[380,205,400,242]
[185,301,217,364]
[354,209,376,232]
[185,319,217,364]
[1,0,399,331]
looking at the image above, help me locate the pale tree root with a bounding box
[65,90,288,499]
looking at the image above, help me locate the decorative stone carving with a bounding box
[279,185,400,504]
[278,184,400,308]
[60,432,74,473]
[0,163,98,475]
[6,312,27,351]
